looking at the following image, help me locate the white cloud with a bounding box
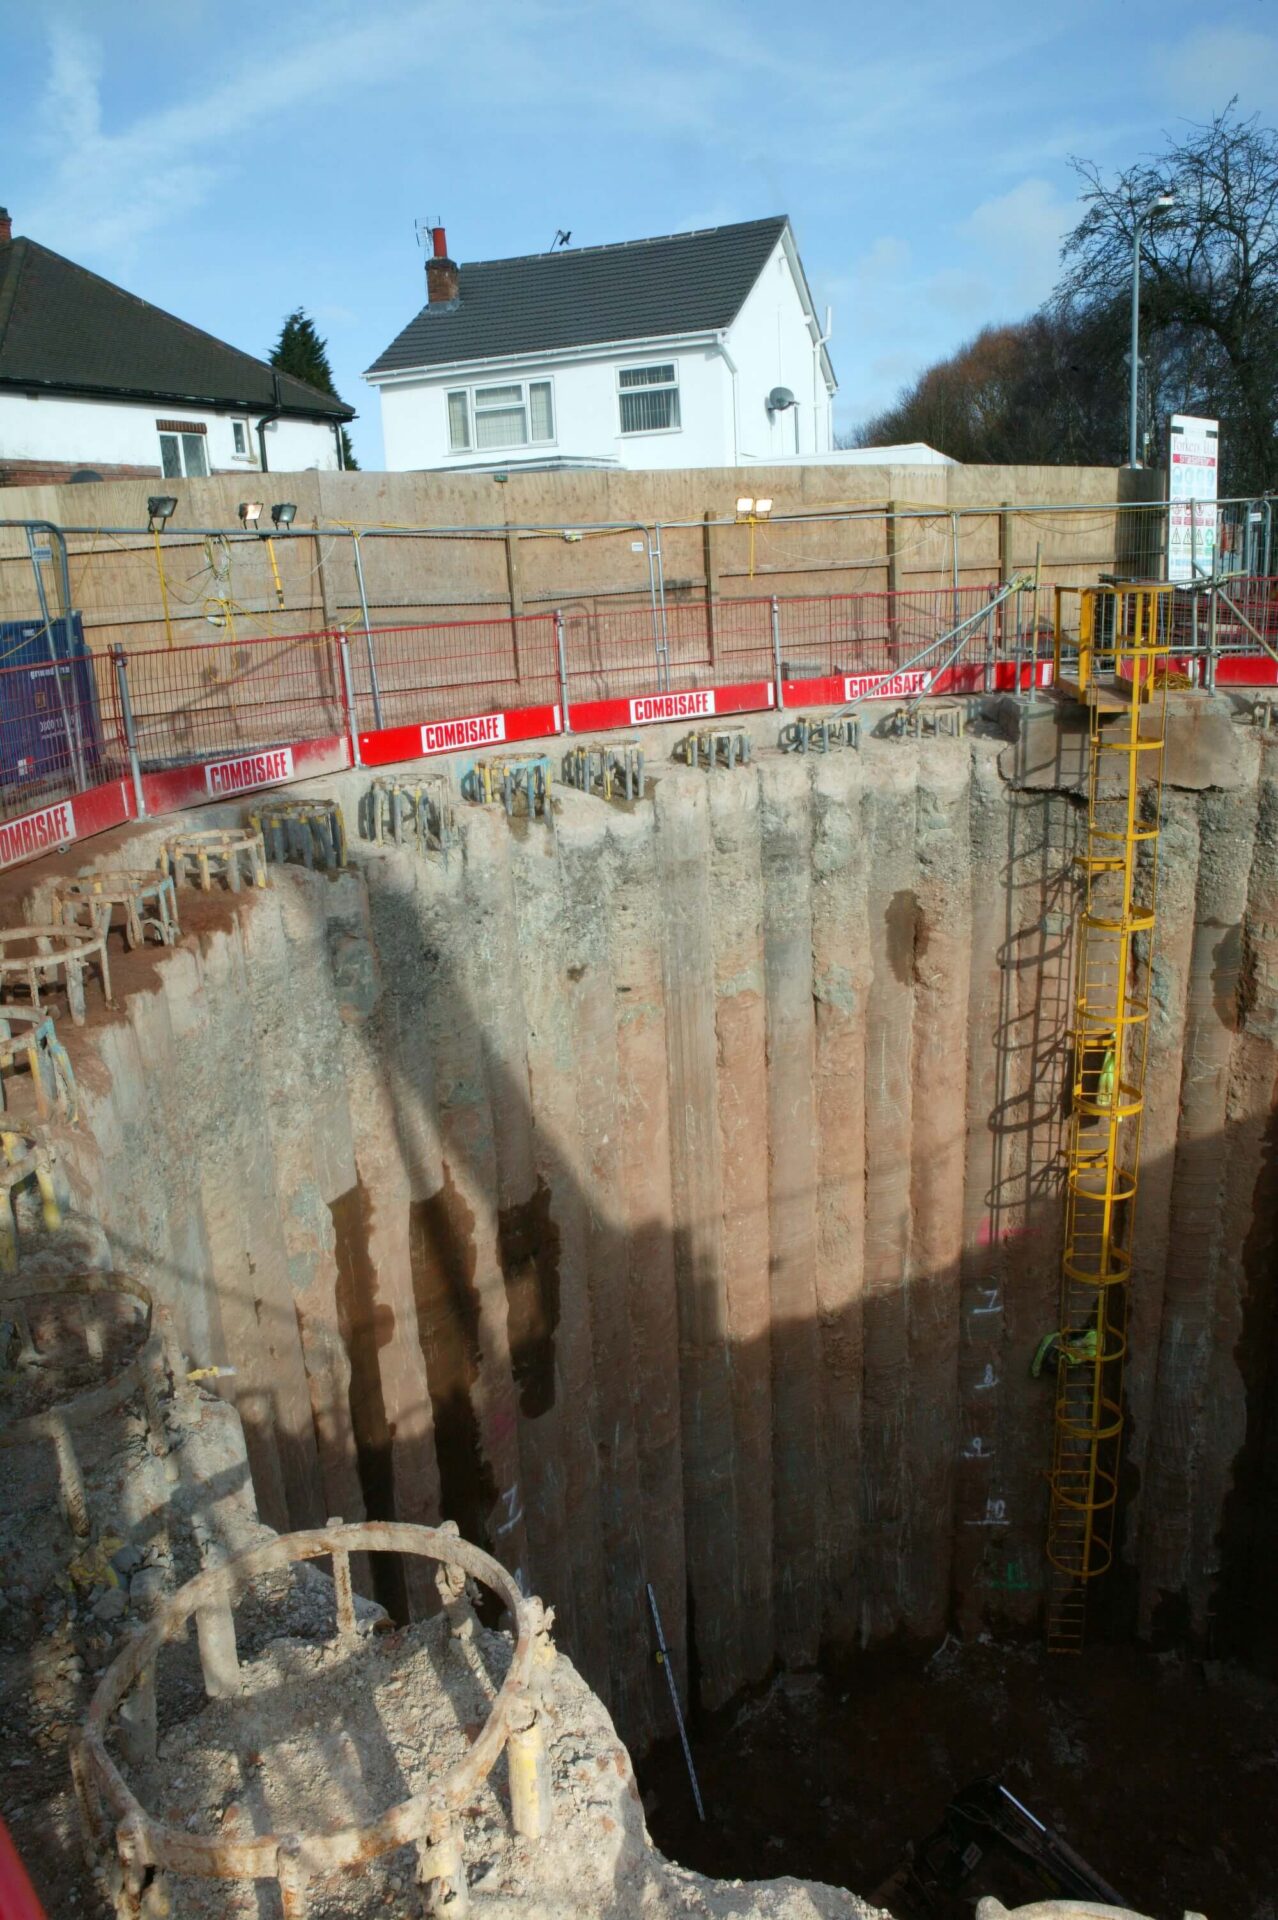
[24,4,491,264]
[960,176,1074,308]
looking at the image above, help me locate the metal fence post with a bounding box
[950,510,961,629]
[983,603,995,694]
[350,534,385,732]
[1206,583,1218,693]
[111,646,146,818]
[555,610,571,733]
[653,524,671,691]
[770,595,784,709]
[336,631,362,767]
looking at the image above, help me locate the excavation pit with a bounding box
[1,696,1275,1919]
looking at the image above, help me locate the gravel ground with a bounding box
[120,1609,887,1920]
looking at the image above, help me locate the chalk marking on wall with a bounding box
[965,1496,1008,1527]
[975,1363,998,1391]
[970,1286,1000,1316]
[495,1484,525,1537]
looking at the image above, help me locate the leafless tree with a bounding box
[846,105,1278,490]
[1060,104,1278,490]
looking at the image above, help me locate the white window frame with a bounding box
[446,377,556,454]
[230,418,255,461]
[157,424,209,478]
[616,361,682,436]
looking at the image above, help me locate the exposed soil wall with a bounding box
[26,696,1278,1755]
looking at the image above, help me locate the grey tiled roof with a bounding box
[0,236,354,418]
[366,216,791,377]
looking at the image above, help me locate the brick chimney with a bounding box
[0,209,11,246]
[426,224,459,305]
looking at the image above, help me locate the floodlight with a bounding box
[147,496,178,532]
[239,501,264,528]
[270,502,297,529]
[736,497,754,516]
[755,498,773,517]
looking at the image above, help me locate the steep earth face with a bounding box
[29,701,1278,1756]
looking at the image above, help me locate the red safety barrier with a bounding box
[359,703,562,768]
[0,779,134,873]
[140,733,351,817]
[0,1817,47,1920]
[121,629,347,773]
[568,680,774,735]
[1214,655,1278,687]
[0,580,1277,877]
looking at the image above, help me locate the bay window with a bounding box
[447,378,555,452]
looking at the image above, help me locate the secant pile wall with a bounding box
[37,700,1278,1753]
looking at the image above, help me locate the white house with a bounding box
[366,217,837,472]
[0,206,353,487]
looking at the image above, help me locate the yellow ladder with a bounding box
[1045,585,1171,1652]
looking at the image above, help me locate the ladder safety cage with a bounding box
[1045,584,1172,1653]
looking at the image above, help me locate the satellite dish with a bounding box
[767,386,795,411]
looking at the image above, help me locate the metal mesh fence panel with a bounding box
[1207,576,1278,657]
[774,585,1005,681]
[694,599,774,688]
[561,598,776,703]
[121,631,346,771]
[561,602,671,703]
[352,614,560,732]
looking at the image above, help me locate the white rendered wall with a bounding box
[0,391,342,472]
[722,239,834,460]
[376,344,735,472]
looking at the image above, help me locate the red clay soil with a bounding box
[640,1637,1277,1918]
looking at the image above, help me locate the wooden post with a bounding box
[886,498,902,654]
[702,511,719,673]
[885,498,902,597]
[504,527,525,690]
[998,501,1014,585]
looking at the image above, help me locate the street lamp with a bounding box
[1128,188,1176,468]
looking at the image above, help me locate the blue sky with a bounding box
[4,0,1275,466]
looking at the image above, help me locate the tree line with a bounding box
[848,107,1278,495]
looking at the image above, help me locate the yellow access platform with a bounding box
[1045,585,1173,1652]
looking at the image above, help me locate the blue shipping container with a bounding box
[0,616,104,793]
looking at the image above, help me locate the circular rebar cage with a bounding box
[74,1520,554,1917]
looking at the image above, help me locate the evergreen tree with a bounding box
[269,308,358,469]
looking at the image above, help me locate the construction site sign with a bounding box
[1167,414,1218,582]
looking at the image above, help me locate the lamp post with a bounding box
[1128,189,1176,468]
[735,495,773,578]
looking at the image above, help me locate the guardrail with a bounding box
[2,579,1276,875]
